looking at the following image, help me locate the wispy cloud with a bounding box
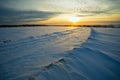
[0,0,119,24]
[80,9,112,15]
[0,7,60,24]
[77,14,94,17]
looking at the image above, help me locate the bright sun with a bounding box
[69,17,80,23]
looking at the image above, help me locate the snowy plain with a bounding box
[0,26,120,80]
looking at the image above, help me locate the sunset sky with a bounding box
[0,0,120,25]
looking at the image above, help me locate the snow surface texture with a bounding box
[0,27,120,80]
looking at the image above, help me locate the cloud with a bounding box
[80,9,111,14]
[75,8,112,17]
[75,0,120,16]
[0,0,119,24]
[0,7,60,24]
[77,14,94,17]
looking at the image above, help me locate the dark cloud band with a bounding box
[0,7,60,24]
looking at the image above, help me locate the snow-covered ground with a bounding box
[0,27,76,41]
[0,27,120,80]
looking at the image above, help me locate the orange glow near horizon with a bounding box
[30,13,120,25]
[0,0,119,25]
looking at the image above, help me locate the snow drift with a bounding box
[0,27,120,80]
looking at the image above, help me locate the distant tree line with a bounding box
[0,24,120,28]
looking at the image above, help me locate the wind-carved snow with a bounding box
[0,27,90,80]
[0,27,120,80]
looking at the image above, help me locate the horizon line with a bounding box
[0,24,119,28]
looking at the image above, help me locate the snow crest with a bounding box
[0,27,120,80]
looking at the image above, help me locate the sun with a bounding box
[69,17,80,23]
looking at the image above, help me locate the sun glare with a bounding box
[69,17,80,23]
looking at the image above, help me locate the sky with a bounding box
[0,0,120,25]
